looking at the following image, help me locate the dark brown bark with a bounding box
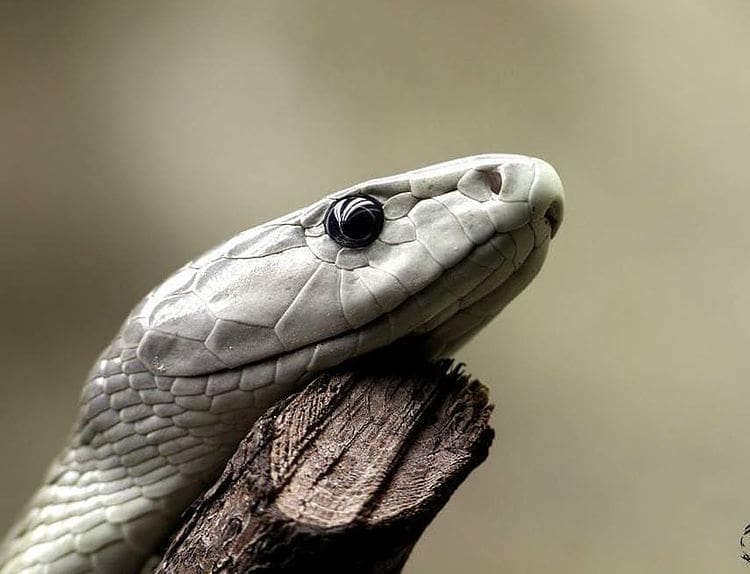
[155,355,494,573]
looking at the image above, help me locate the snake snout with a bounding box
[529,159,565,238]
[544,201,563,238]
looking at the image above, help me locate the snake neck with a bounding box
[0,336,298,573]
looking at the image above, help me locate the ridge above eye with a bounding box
[324,195,384,248]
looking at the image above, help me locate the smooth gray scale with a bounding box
[0,154,564,574]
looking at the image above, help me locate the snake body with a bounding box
[0,154,564,573]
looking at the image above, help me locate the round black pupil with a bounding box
[338,200,376,240]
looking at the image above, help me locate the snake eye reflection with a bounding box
[324,195,384,248]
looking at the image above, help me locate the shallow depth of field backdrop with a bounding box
[1,2,749,572]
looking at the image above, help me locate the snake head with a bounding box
[128,154,564,378]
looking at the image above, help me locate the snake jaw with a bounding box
[132,155,564,380]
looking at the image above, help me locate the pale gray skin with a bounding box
[0,154,564,573]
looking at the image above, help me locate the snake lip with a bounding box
[280,222,550,372]
[142,222,543,383]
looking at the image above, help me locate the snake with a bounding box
[0,154,564,573]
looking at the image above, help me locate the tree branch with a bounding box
[155,356,494,573]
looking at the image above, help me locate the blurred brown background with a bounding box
[1,1,749,572]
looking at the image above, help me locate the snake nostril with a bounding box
[487,170,503,195]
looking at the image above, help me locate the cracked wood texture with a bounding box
[154,356,494,573]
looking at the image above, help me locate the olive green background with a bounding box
[1,2,749,572]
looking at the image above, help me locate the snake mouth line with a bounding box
[210,220,553,385]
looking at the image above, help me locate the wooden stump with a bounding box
[155,356,494,573]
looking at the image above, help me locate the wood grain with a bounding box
[155,354,494,573]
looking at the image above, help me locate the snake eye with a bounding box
[324,195,384,248]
